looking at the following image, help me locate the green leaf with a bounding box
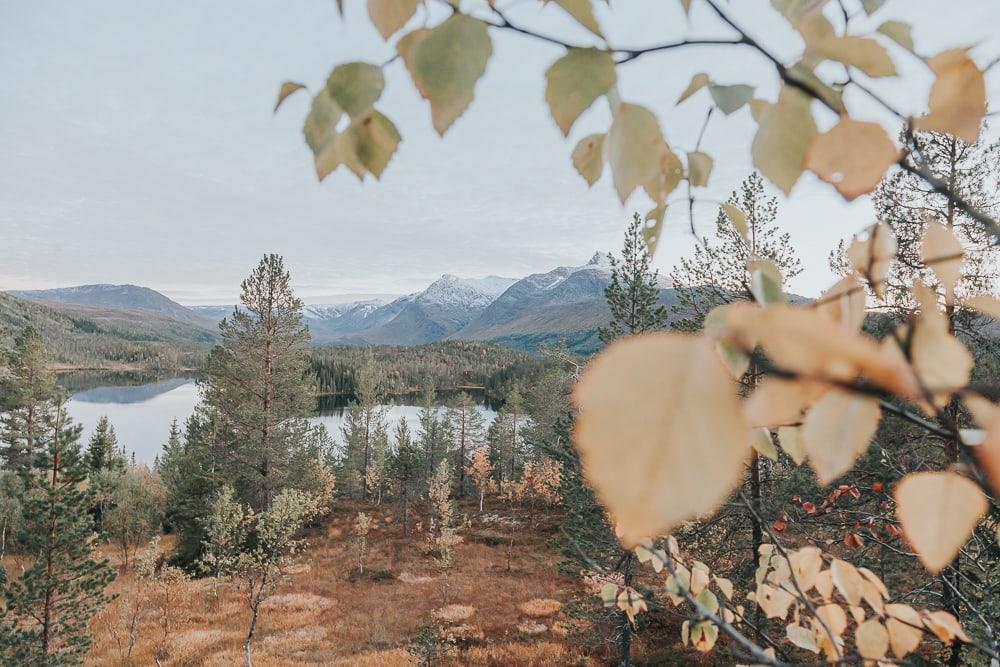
[877,20,914,52]
[545,48,616,136]
[643,206,666,256]
[751,86,817,194]
[862,0,885,14]
[709,84,754,115]
[748,258,785,305]
[607,103,667,203]
[571,133,605,185]
[303,89,343,156]
[274,81,307,113]
[549,0,604,38]
[367,0,419,40]
[347,110,402,179]
[412,15,493,135]
[677,72,710,104]
[721,203,748,242]
[785,62,845,113]
[326,62,385,118]
[686,151,713,187]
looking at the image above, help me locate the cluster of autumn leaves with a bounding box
[602,536,971,661]
[278,0,987,257]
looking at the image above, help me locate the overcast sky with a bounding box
[1,0,998,305]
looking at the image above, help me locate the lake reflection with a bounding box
[64,374,496,465]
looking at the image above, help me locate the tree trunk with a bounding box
[244,577,266,667]
[749,449,764,639]
[619,554,633,667]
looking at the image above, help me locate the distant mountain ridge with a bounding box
[9,284,211,327]
[190,253,661,353]
[10,254,673,355]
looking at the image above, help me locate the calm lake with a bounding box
[63,372,497,465]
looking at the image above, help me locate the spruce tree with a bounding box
[86,416,123,474]
[598,212,668,344]
[0,327,57,473]
[0,395,115,665]
[203,254,315,509]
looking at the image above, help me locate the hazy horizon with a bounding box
[3,0,998,304]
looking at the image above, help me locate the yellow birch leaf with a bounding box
[748,258,785,305]
[571,133,605,186]
[964,394,1000,498]
[885,604,923,658]
[803,389,881,485]
[846,222,897,299]
[805,118,899,200]
[787,623,820,653]
[348,110,402,179]
[549,0,604,38]
[815,569,834,600]
[715,576,734,600]
[607,103,668,203]
[677,72,710,104]
[895,471,987,573]
[856,618,889,660]
[690,621,719,652]
[274,81,307,112]
[911,281,973,403]
[877,20,914,52]
[412,15,492,135]
[745,377,827,428]
[922,610,970,643]
[722,203,749,242]
[367,0,419,40]
[816,603,848,636]
[681,619,690,646]
[817,275,866,331]
[572,333,751,546]
[756,583,795,620]
[687,151,713,187]
[921,221,964,303]
[831,558,864,607]
[326,62,385,119]
[963,293,1000,318]
[721,304,919,399]
[789,547,822,592]
[545,48,616,137]
[916,49,985,143]
[752,86,817,194]
[778,426,806,465]
[751,428,778,461]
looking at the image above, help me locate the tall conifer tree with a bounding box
[203,254,314,509]
[0,395,115,664]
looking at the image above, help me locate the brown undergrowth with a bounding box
[83,499,623,666]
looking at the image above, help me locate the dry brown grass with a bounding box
[518,597,562,618]
[84,500,599,665]
[432,604,477,623]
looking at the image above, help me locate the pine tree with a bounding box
[0,395,116,665]
[868,128,999,331]
[342,349,388,499]
[416,378,452,482]
[598,212,668,344]
[0,327,57,474]
[446,392,485,496]
[389,418,422,535]
[202,254,315,509]
[670,171,802,331]
[86,416,124,474]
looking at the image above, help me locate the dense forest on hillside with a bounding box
[0,294,211,371]
[310,340,559,402]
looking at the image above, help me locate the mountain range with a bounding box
[4,253,679,356]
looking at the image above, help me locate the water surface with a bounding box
[64,373,495,465]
